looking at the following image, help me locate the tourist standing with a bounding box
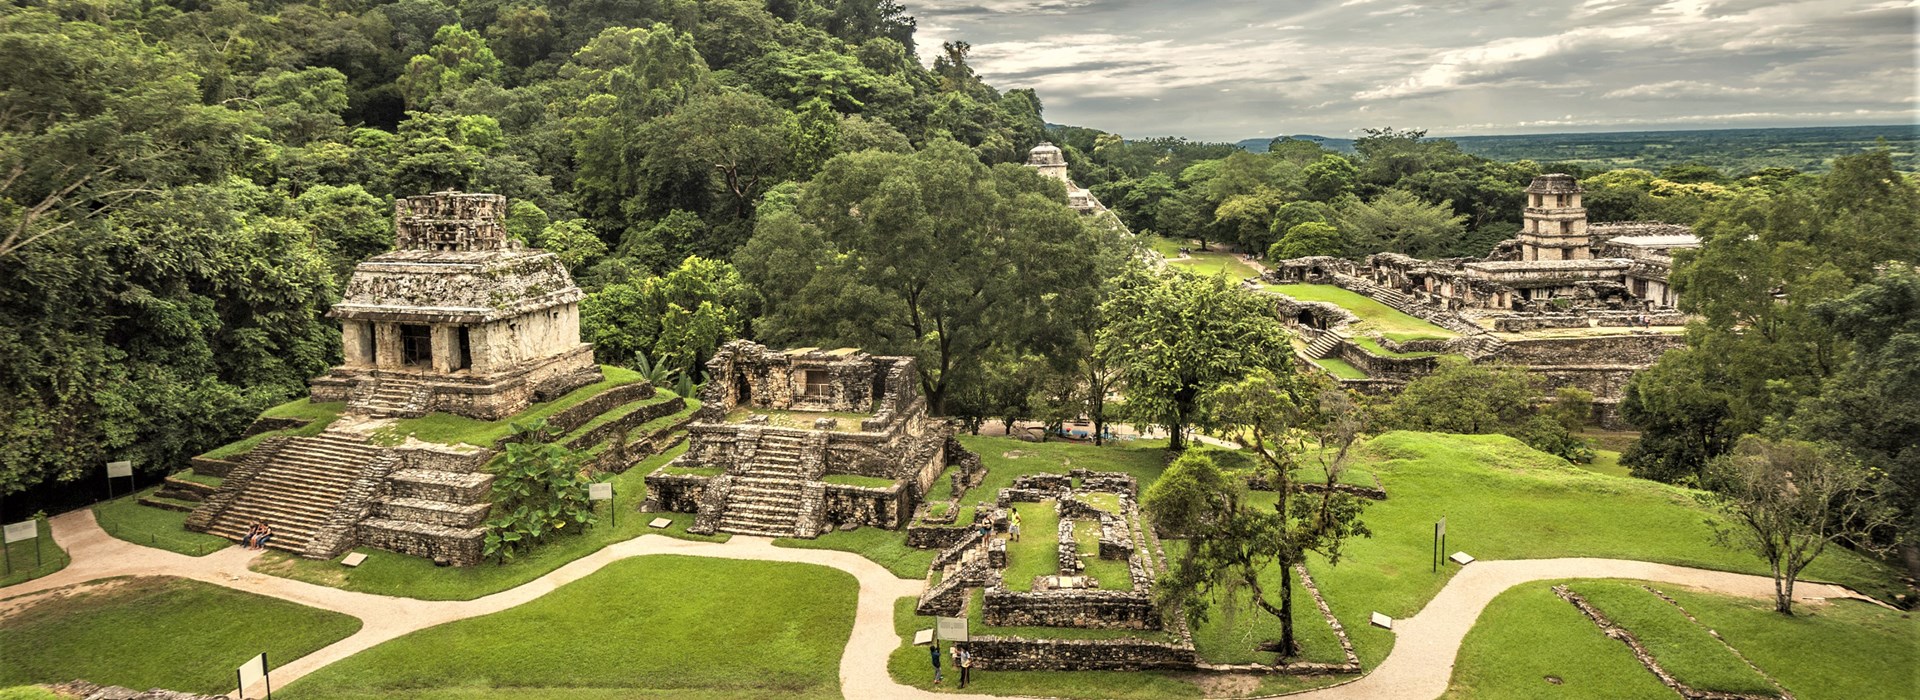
[930,640,942,684]
[956,644,973,688]
[1009,510,1022,542]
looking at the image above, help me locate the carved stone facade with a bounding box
[309,191,601,420]
[644,341,952,538]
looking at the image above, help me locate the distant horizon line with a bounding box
[1057,122,1920,145]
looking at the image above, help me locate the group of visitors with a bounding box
[243,521,274,550]
[930,641,976,688]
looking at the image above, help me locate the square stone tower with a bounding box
[309,191,602,419]
[1520,174,1589,261]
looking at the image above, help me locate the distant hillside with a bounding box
[1239,125,1918,173]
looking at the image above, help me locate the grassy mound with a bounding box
[200,398,346,460]
[1447,579,1918,700]
[372,366,649,447]
[1264,284,1455,340]
[0,577,360,695]
[279,556,857,700]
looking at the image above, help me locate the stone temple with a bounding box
[187,191,610,565]
[644,341,961,538]
[308,192,602,419]
[1027,142,1103,214]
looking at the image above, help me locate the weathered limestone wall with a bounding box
[964,636,1197,671]
[474,303,583,373]
[1492,312,1687,332]
[1493,334,1686,367]
[982,588,1160,630]
[820,483,910,529]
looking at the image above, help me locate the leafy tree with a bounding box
[738,139,1101,414]
[483,419,597,563]
[1699,436,1890,614]
[581,256,751,377]
[1385,359,1590,462]
[397,24,504,109]
[1270,221,1344,260]
[1620,348,1740,483]
[1301,154,1357,202]
[1098,270,1291,450]
[1337,189,1468,258]
[533,219,607,274]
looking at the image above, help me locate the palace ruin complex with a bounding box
[644,341,959,538]
[1265,174,1699,424]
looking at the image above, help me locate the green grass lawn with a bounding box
[250,442,728,600]
[0,576,360,695]
[773,526,933,579]
[557,389,684,443]
[279,556,856,700]
[168,470,224,487]
[1580,449,1633,478]
[201,398,346,460]
[1267,284,1455,340]
[1445,581,1676,699]
[1313,357,1369,379]
[1073,520,1131,590]
[1448,579,1918,700]
[0,518,67,587]
[1571,581,1775,696]
[1074,492,1122,513]
[92,488,232,556]
[1003,501,1059,591]
[0,686,61,700]
[373,366,647,447]
[1350,335,1450,359]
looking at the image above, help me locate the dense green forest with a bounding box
[0,0,1061,501]
[1233,125,1919,174]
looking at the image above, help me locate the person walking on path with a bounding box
[930,640,942,685]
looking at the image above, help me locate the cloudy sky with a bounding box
[906,0,1919,141]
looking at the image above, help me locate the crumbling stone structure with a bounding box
[644,341,954,538]
[309,191,601,420]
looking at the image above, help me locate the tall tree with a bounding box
[1699,436,1890,614]
[1097,270,1291,450]
[737,139,1101,414]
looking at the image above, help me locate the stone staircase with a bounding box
[195,432,385,558]
[1302,333,1342,359]
[716,432,814,538]
[350,376,429,418]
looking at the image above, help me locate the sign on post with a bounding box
[105,460,134,500]
[589,482,615,528]
[1433,517,1447,573]
[237,652,271,699]
[936,616,969,642]
[2,520,35,544]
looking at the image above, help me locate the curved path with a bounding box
[1,509,1884,700]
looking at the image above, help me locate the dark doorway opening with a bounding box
[357,323,376,365]
[734,371,752,407]
[401,325,433,367]
[456,327,472,370]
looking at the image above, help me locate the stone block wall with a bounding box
[981,588,1162,630]
[1336,341,1442,379]
[820,482,909,529]
[563,395,686,451]
[1492,333,1687,367]
[356,520,484,566]
[642,472,709,513]
[964,636,1196,671]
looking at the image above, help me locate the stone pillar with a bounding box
[342,321,374,367]
[469,324,492,374]
[432,324,461,373]
[375,322,403,368]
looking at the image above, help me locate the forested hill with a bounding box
[1232,125,1918,173]
[0,0,1053,505]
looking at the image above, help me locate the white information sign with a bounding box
[106,461,134,478]
[936,616,969,642]
[237,653,268,694]
[648,517,672,529]
[3,520,36,544]
[913,629,935,646]
[588,483,614,501]
[1450,551,1476,565]
[1436,517,1446,538]
[341,552,368,568]
[1370,612,1393,629]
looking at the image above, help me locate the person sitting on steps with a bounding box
[252,522,274,550]
[243,521,264,549]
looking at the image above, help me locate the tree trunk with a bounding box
[1279,565,1297,656]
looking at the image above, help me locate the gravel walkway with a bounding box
[0,509,1882,700]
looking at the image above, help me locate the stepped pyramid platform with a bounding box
[645,341,961,538]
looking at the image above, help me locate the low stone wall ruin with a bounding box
[820,482,910,529]
[964,636,1197,671]
[982,588,1161,630]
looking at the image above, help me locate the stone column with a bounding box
[342,321,374,367]
[375,322,403,368]
[432,324,460,373]
[468,324,492,374]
